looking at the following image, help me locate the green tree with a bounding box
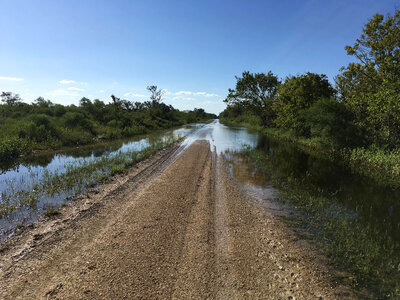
[34,97,53,108]
[1,92,22,106]
[223,71,280,126]
[147,85,163,104]
[304,98,361,148]
[336,10,400,146]
[274,73,335,135]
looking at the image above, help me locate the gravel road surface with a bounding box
[0,140,355,299]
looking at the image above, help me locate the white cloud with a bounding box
[0,76,24,81]
[203,93,219,97]
[172,96,196,101]
[124,92,145,98]
[175,91,193,96]
[67,87,84,91]
[174,90,218,97]
[99,90,105,93]
[194,91,219,97]
[161,89,171,95]
[47,89,79,97]
[59,79,76,84]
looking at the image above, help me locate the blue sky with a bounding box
[0,0,398,114]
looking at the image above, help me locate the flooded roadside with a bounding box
[0,124,203,239]
[1,120,399,296]
[201,121,399,297]
[172,120,398,296]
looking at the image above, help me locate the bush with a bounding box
[122,125,147,137]
[0,137,32,162]
[31,114,51,128]
[303,98,362,148]
[58,128,94,146]
[62,112,92,130]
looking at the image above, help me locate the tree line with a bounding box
[220,10,400,150]
[0,86,216,162]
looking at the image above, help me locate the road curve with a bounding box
[0,140,355,299]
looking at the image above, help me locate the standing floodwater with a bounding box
[182,121,399,244]
[204,121,400,296]
[0,120,399,295]
[0,124,202,239]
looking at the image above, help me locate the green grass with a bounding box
[244,147,400,298]
[44,207,60,218]
[0,135,183,218]
[221,116,400,188]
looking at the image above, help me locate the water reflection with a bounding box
[199,121,400,243]
[0,124,202,238]
[2,120,400,245]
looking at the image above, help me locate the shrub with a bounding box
[122,125,147,137]
[58,128,94,146]
[303,98,362,148]
[0,137,32,162]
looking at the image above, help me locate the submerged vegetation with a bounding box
[219,9,400,297]
[238,144,400,298]
[0,135,181,219]
[0,86,216,166]
[220,10,400,186]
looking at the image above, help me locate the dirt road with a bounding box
[0,140,355,299]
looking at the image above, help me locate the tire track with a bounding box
[0,140,357,299]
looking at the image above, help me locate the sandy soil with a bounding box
[0,140,356,299]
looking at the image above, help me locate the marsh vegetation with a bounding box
[199,121,400,298]
[0,86,216,167]
[0,126,189,239]
[220,10,400,185]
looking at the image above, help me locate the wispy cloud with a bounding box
[175,91,193,96]
[0,76,24,81]
[175,90,218,97]
[67,87,84,91]
[59,79,76,84]
[172,96,196,101]
[203,93,219,97]
[99,90,105,93]
[124,92,145,98]
[47,89,79,97]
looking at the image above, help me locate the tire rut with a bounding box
[0,140,357,299]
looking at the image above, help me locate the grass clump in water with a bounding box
[0,135,183,219]
[242,147,400,298]
[44,207,60,218]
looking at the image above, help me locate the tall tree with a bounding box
[274,73,335,135]
[336,10,400,145]
[1,92,22,106]
[224,71,280,126]
[147,86,163,104]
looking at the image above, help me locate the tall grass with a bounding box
[244,148,400,298]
